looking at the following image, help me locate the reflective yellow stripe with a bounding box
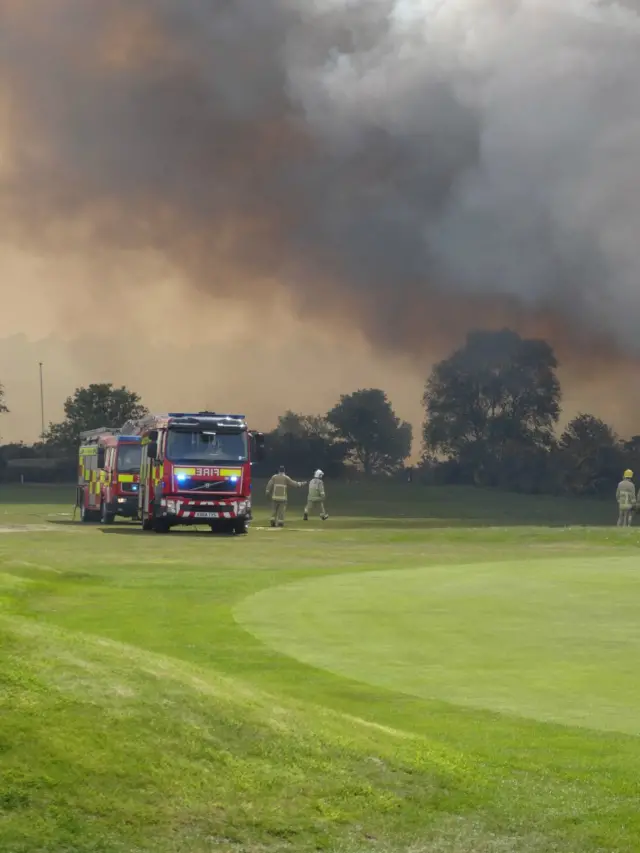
[118,474,135,482]
[219,468,241,477]
[174,467,196,476]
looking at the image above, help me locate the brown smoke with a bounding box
[1,0,640,442]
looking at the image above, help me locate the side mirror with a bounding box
[97,448,105,469]
[148,429,158,442]
[147,441,158,460]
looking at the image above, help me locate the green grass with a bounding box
[1,483,639,852]
[237,556,640,734]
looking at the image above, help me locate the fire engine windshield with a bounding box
[117,444,142,472]
[166,430,248,463]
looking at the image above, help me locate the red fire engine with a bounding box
[122,412,264,534]
[77,428,142,524]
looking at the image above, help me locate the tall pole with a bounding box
[38,362,45,439]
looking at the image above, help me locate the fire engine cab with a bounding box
[77,428,142,524]
[123,412,264,534]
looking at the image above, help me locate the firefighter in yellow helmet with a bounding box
[616,469,636,527]
[266,466,305,528]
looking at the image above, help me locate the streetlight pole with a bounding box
[38,362,45,439]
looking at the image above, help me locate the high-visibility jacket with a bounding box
[307,477,325,502]
[616,479,636,508]
[266,473,301,502]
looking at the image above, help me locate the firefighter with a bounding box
[304,469,329,522]
[266,465,305,528]
[616,469,636,527]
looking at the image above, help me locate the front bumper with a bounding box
[156,497,251,524]
[113,496,139,517]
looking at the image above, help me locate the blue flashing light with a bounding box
[176,473,187,482]
[229,476,238,483]
[131,484,138,491]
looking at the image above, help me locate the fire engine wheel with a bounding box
[209,520,235,535]
[152,518,171,534]
[80,505,97,523]
[100,502,115,525]
[209,520,248,535]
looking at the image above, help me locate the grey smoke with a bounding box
[0,0,639,351]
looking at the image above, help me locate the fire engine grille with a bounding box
[175,477,236,493]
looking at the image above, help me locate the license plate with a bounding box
[194,512,215,518]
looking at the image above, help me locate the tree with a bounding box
[43,383,147,452]
[327,389,412,476]
[265,410,347,478]
[556,413,622,496]
[423,329,561,486]
[275,412,335,442]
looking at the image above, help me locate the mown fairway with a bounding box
[1,483,639,852]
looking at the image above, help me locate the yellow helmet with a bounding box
[624,469,633,479]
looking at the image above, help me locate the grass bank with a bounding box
[0,485,637,852]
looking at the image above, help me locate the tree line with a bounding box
[0,328,637,498]
[0,383,412,482]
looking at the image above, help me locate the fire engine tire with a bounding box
[209,520,237,535]
[80,505,98,523]
[233,519,249,535]
[100,502,115,525]
[152,519,170,534]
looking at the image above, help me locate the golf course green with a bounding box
[1,483,639,853]
[237,556,640,734]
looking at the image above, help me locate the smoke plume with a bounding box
[1,0,639,355]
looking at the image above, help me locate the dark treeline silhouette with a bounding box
[255,389,412,480]
[0,329,637,497]
[0,383,147,483]
[421,329,637,498]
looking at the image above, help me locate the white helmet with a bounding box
[314,469,324,478]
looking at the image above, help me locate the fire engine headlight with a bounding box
[117,498,127,504]
[166,499,177,514]
[236,501,247,515]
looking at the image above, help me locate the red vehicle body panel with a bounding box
[77,430,141,523]
[124,412,264,533]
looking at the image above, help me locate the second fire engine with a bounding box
[77,428,142,523]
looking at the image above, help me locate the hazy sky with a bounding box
[1,0,639,446]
